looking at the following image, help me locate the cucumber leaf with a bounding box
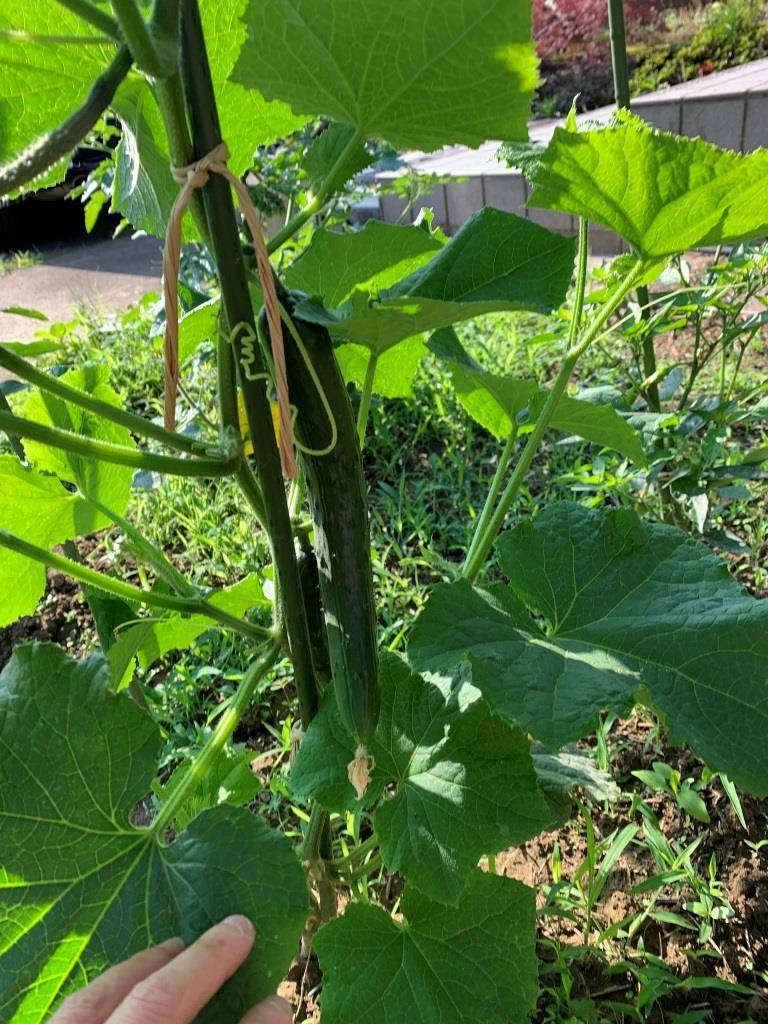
[409,503,768,796]
[429,328,646,464]
[284,220,444,309]
[0,9,114,191]
[109,0,305,235]
[0,456,99,626]
[335,336,427,399]
[315,872,538,1024]
[203,0,306,176]
[294,209,575,394]
[233,0,537,151]
[14,364,135,518]
[528,111,768,257]
[119,573,269,672]
[291,653,551,904]
[178,296,222,361]
[302,122,371,194]
[0,643,308,1023]
[111,78,179,237]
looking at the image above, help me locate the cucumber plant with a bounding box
[1,1,768,1021]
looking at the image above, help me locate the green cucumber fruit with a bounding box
[261,293,380,750]
[297,546,332,689]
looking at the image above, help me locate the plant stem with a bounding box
[0,391,25,461]
[463,425,518,573]
[152,640,281,833]
[235,463,267,528]
[606,0,660,413]
[57,0,121,39]
[110,0,169,77]
[462,254,644,583]
[178,0,318,726]
[152,72,213,249]
[0,344,203,454]
[82,494,197,597]
[606,0,630,108]
[0,528,269,640]
[267,129,364,255]
[0,409,238,477]
[356,352,378,447]
[328,833,379,871]
[0,47,132,197]
[341,853,383,883]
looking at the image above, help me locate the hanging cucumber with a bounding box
[297,546,331,689]
[259,291,379,798]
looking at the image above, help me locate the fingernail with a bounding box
[159,936,185,954]
[220,914,255,939]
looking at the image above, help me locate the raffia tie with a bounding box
[162,141,298,478]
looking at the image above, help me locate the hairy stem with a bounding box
[356,352,378,447]
[267,130,364,255]
[110,0,169,77]
[0,47,132,196]
[0,409,239,477]
[462,247,645,582]
[463,424,518,573]
[606,0,660,412]
[0,529,270,640]
[152,640,281,833]
[0,344,203,454]
[328,833,379,871]
[179,0,319,725]
[82,495,198,597]
[0,391,25,461]
[56,0,121,39]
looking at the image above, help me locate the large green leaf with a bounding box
[528,112,768,258]
[314,872,538,1024]
[0,455,101,626]
[429,328,646,464]
[14,364,135,518]
[284,220,444,308]
[291,653,550,903]
[335,336,427,399]
[203,0,306,176]
[409,503,768,796]
[0,9,114,189]
[108,0,305,235]
[120,573,269,673]
[0,643,308,1023]
[108,75,173,235]
[285,219,446,397]
[295,209,575,393]
[111,77,179,237]
[233,0,537,150]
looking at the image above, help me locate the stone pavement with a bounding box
[0,234,162,346]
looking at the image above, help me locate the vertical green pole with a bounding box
[606,0,660,412]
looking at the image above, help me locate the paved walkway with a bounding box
[0,235,162,345]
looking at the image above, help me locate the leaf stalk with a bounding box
[151,639,281,834]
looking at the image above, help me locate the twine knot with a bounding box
[162,141,298,478]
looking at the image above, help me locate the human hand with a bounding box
[50,915,292,1024]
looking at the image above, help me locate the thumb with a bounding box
[240,994,293,1023]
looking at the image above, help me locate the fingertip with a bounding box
[220,914,255,940]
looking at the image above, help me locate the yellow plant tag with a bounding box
[237,392,280,455]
